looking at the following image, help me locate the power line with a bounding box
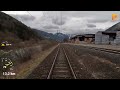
[26,11,34,17]
[43,11,46,17]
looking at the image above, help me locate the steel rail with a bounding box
[47,45,60,79]
[83,46,120,54]
[62,47,77,79]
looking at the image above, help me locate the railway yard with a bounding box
[1,11,120,79]
[27,43,120,79]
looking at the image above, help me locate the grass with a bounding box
[15,44,58,79]
[0,35,58,79]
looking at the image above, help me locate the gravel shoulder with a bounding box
[25,43,120,79]
[67,43,120,51]
[63,44,120,79]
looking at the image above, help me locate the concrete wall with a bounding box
[95,31,102,44]
[95,31,120,45]
[95,31,109,45]
[101,34,109,44]
[114,31,120,45]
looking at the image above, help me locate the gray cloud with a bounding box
[87,24,96,28]
[6,11,120,35]
[52,17,66,25]
[42,11,69,25]
[43,25,59,29]
[88,19,109,23]
[66,28,105,35]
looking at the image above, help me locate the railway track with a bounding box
[27,44,96,79]
[27,44,120,79]
[81,46,120,54]
[47,45,76,79]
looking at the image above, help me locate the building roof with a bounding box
[102,30,120,34]
[70,34,95,39]
[105,22,120,32]
[84,34,95,38]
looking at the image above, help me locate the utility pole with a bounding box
[56,11,62,34]
[60,11,62,34]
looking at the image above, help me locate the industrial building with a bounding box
[70,34,95,44]
[95,31,120,45]
[70,22,120,45]
[95,22,120,45]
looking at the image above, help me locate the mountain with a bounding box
[33,29,69,42]
[0,11,41,43]
[0,11,68,45]
[54,33,69,42]
[106,22,120,32]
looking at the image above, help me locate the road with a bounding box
[27,43,120,79]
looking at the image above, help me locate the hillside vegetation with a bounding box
[0,12,42,44]
[0,12,58,78]
[0,12,45,50]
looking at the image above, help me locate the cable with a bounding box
[43,11,46,17]
[26,11,34,17]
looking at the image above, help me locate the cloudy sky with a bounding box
[2,11,120,35]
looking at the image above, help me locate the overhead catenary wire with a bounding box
[26,11,63,34]
[43,11,47,17]
[26,11,34,17]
